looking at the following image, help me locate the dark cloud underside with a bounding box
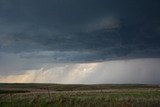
[0,0,160,62]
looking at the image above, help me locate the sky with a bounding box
[0,0,160,84]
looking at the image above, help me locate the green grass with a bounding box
[1,90,160,107]
[0,83,159,91]
[0,83,160,107]
[0,90,29,94]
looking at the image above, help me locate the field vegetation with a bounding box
[0,83,160,107]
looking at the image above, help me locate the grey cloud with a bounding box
[0,0,160,73]
[85,16,121,32]
[0,50,103,75]
[1,46,160,76]
[0,0,160,84]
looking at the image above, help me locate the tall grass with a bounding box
[0,89,160,107]
[0,84,160,107]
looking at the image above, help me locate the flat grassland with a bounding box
[0,83,160,107]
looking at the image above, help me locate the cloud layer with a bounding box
[0,0,160,83]
[0,0,160,57]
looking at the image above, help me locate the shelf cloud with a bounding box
[0,0,160,83]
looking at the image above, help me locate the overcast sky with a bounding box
[0,0,160,84]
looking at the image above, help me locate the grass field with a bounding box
[0,83,160,107]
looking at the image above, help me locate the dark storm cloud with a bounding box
[0,0,160,62]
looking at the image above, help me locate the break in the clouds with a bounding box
[0,0,160,83]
